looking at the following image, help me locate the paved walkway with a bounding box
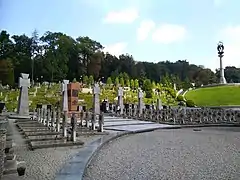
[102,116,176,132]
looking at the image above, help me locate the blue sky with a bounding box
[1,0,240,71]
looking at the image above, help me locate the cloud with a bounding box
[103,42,128,56]
[136,19,155,41]
[103,8,139,24]
[152,24,187,44]
[217,25,240,68]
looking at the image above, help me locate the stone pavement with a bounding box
[101,115,177,132]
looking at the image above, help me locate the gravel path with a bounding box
[84,127,240,180]
[9,119,102,180]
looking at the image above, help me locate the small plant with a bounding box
[177,95,184,101]
[186,99,195,107]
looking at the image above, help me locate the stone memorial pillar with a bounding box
[63,111,68,137]
[46,108,51,127]
[71,113,77,142]
[56,108,60,132]
[86,111,90,128]
[138,90,144,116]
[117,87,124,115]
[80,110,84,127]
[17,73,30,116]
[67,82,80,113]
[61,80,69,112]
[61,80,69,137]
[93,83,100,115]
[37,108,40,122]
[51,108,56,129]
[43,108,46,125]
[91,113,96,131]
[40,108,44,123]
[156,98,163,110]
[98,113,104,132]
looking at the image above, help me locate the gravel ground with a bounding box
[8,118,102,180]
[14,136,102,180]
[83,127,240,180]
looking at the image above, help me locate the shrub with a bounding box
[178,101,186,106]
[145,90,153,98]
[177,95,184,101]
[186,99,195,107]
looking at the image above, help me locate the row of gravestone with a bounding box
[109,105,240,125]
[33,107,104,142]
[0,117,26,178]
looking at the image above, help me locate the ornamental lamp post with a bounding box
[217,41,227,84]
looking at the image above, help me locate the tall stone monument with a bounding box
[156,98,163,110]
[138,89,144,115]
[117,87,124,115]
[61,80,69,112]
[217,41,227,84]
[61,80,69,137]
[17,73,30,116]
[93,83,100,115]
[67,82,80,112]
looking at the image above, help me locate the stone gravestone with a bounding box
[117,87,124,115]
[17,73,30,116]
[138,89,144,116]
[93,83,100,115]
[156,98,163,110]
[61,80,69,112]
[61,80,69,137]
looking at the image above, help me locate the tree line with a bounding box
[1,30,240,90]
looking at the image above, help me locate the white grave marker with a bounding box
[17,73,30,116]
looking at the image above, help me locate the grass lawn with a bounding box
[185,85,240,106]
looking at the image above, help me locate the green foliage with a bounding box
[115,77,119,86]
[130,79,134,89]
[177,95,184,101]
[143,79,152,92]
[186,99,195,107]
[125,79,130,87]
[145,90,153,98]
[1,30,240,88]
[120,77,124,87]
[72,78,77,82]
[164,87,177,98]
[185,86,240,106]
[134,79,139,89]
[152,81,156,89]
[83,75,88,84]
[178,101,186,106]
[88,75,94,85]
[106,77,112,85]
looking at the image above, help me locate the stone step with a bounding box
[30,139,84,150]
[3,160,17,175]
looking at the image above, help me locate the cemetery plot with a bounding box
[29,139,84,150]
[15,118,84,150]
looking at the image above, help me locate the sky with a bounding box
[1,0,240,71]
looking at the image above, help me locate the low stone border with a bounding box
[55,123,240,180]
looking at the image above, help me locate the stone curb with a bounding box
[55,124,240,180]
